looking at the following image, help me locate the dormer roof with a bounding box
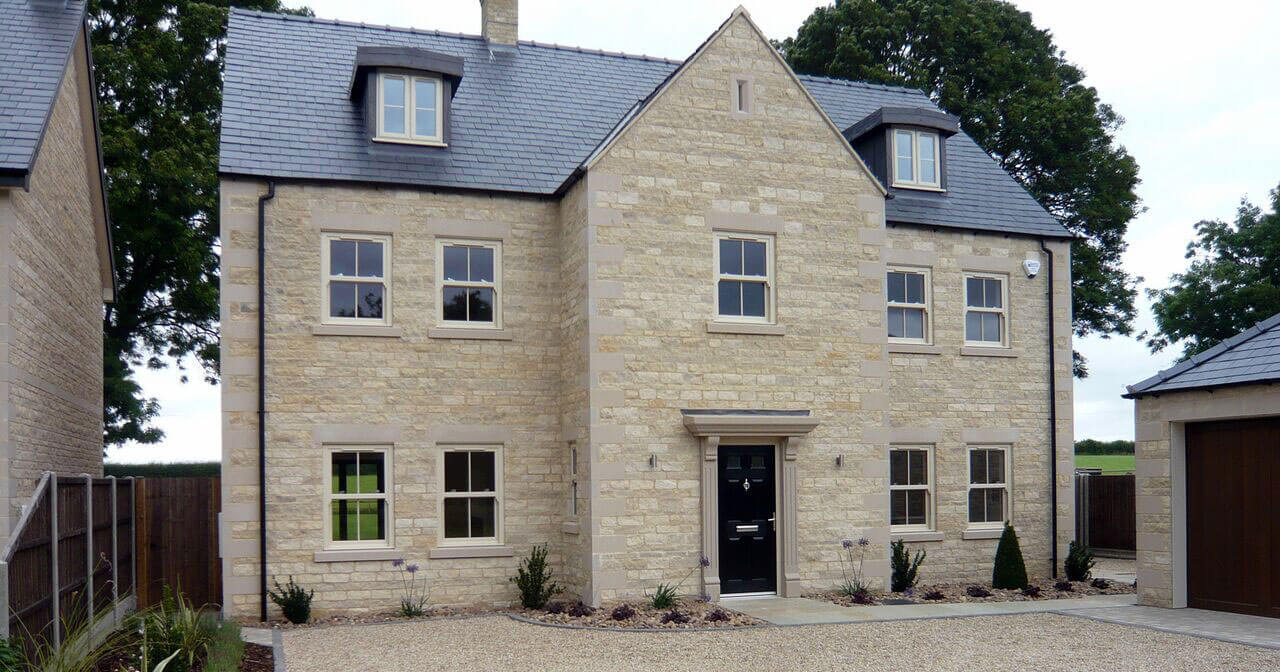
[843,106,960,143]
[348,46,464,101]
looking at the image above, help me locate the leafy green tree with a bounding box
[90,1,310,445]
[780,0,1142,376]
[1146,185,1280,358]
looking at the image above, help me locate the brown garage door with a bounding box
[1186,418,1280,618]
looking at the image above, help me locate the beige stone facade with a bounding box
[1132,384,1280,609]
[220,10,1073,618]
[0,29,113,540]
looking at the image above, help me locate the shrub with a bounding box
[510,544,564,609]
[545,601,566,614]
[1054,580,1074,592]
[0,639,21,670]
[706,607,731,622]
[568,602,594,617]
[268,576,314,624]
[660,609,689,625]
[836,537,871,598]
[610,603,636,621]
[203,622,246,672]
[922,589,945,601]
[1021,585,1042,598]
[649,554,710,609]
[889,539,926,592]
[965,585,992,598]
[391,559,429,618]
[1091,578,1109,590]
[138,587,220,672]
[1064,541,1096,581]
[991,524,1029,590]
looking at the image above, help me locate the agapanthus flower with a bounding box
[842,539,854,550]
[699,554,711,568]
[858,537,870,547]
[406,563,420,574]
[391,558,404,568]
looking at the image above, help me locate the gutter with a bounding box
[256,179,273,619]
[1039,239,1059,576]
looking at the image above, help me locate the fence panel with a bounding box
[1075,470,1136,555]
[3,474,137,654]
[135,477,221,609]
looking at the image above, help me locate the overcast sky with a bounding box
[105,0,1280,463]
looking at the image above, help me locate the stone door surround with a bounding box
[682,410,819,600]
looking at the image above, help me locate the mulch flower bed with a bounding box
[249,604,496,630]
[808,577,1135,607]
[519,599,763,630]
[240,643,274,672]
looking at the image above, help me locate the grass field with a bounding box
[1074,454,1135,473]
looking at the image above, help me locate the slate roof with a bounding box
[221,9,1070,239]
[1125,312,1280,398]
[0,0,88,180]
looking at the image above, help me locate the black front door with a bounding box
[718,445,776,595]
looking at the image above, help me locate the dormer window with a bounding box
[893,129,940,188]
[377,72,444,145]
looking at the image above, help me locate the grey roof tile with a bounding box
[1125,312,1280,397]
[221,9,1069,239]
[0,0,87,174]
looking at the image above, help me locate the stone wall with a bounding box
[0,38,105,537]
[880,227,1074,582]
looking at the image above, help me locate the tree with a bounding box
[991,523,1028,590]
[1146,185,1280,359]
[90,1,310,445]
[780,0,1142,376]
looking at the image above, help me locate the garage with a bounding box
[1185,418,1280,617]
[1126,312,1280,618]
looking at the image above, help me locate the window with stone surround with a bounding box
[964,273,1008,346]
[886,267,931,343]
[714,232,775,323]
[890,445,933,531]
[322,232,390,325]
[436,239,502,328]
[441,446,503,545]
[968,445,1010,528]
[325,447,391,548]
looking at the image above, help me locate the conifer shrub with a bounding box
[991,523,1029,590]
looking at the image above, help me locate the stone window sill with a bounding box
[962,527,1004,540]
[428,327,513,341]
[705,321,786,336]
[887,343,942,355]
[890,530,945,543]
[312,324,403,338]
[960,346,1019,358]
[561,521,580,535]
[313,548,400,563]
[428,544,514,559]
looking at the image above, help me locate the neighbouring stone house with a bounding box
[0,0,116,542]
[1126,313,1280,618]
[218,2,1074,619]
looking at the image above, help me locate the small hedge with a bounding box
[991,524,1029,590]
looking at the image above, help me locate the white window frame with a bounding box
[892,128,941,189]
[435,238,503,329]
[963,272,1009,347]
[321,232,392,326]
[376,71,445,145]
[713,231,776,324]
[889,445,935,532]
[323,445,393,550]
[967,444,1011,530]
[886,266,932,344]
[438,445,504,547]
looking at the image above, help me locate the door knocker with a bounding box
[743,479,751,492]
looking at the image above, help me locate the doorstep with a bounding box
[727,593,1137,626]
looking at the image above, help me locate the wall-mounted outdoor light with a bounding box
[836,454,844,468]
[649,454,657,469]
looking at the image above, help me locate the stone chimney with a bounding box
[480,0,518,47]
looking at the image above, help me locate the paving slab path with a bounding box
[724,593,1137,625]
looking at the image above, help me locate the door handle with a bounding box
[735,524,759,533]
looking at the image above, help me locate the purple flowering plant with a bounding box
[649,553,711,609]
[837,536,872,600]
[393,558,430,617]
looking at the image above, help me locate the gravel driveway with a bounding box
[282,613,1280,671]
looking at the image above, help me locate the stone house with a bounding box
[0,0,115,543]
[1126,313,1280,618]
[218,2,1074,619]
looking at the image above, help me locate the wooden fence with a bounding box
[1,473,136,653]
[134,477,221,609]
[1074,469,1136,556]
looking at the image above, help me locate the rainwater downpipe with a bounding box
[1039,239,1059,576]
[258,181,276,621]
